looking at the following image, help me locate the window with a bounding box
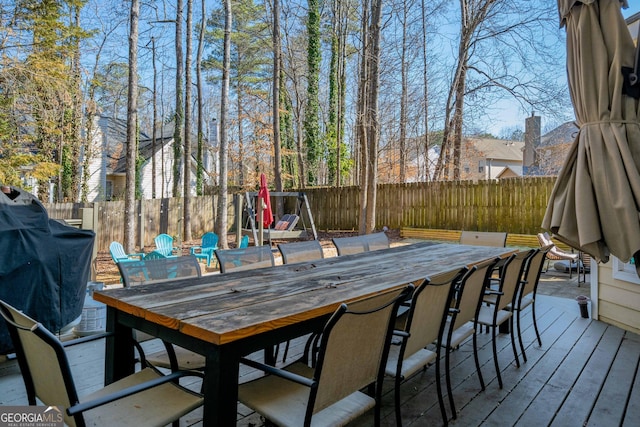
[612,256,640,285]
[478,165,484,173]
[105,181,113,201]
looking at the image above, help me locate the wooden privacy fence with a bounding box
[43,176,557,252]
[304,176,556,234]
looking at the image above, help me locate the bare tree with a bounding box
[173,0,184,197]
[216,0,232,249]
[272,0,283,196]
[183,0,193,242]
[124,0,139,253]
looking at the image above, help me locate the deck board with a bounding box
[1,288,639,426]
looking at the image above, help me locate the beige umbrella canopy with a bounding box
[543,0,640,264]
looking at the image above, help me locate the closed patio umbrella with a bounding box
[543,0,640,264]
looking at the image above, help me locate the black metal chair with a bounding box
[478,250,534,389]
[116,255,205,372]
[441,257,500,420]
[332,232,390,256]
[116,255,201,287]
[385,267,467,426]
[278,240,324,264]
[510,245,551,362]
[214,245,275,273]
[0,299,203,427]
[238,284,413,427]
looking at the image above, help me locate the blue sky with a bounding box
[489,2,640,137]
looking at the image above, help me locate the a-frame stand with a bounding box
[241,191,318,244]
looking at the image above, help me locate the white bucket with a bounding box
[74,282,106,336]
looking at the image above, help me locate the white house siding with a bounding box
[141,142,175,199]
[593,261,640,335]
[83,117,108,202]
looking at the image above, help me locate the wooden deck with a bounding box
[1,273,638,426]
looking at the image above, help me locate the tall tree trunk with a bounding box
[124,0,139,253]
[196,0,206,196]
[183,0,193,242]
[71,5,82,202]
[399,0,408,183]
[173,0,184,197]
[304,0,321,186]
[272,0,283,217]
[421,0,430,181]
[151,37,157,199]
[365,0,382,232]
[216,0,232,249]
[356,0,369,234]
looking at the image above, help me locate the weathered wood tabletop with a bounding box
[94,241,514,426]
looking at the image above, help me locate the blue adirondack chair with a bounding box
[154,233,178,258]
[109,241,144,264]
[239,235,249,248]
[190,232,219,267]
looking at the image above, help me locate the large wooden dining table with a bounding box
[93,241,514,426]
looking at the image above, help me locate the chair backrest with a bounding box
[401,268,467,361]
[215,245,275,273]
[201,232,219,250]
[0,300,79,427]
[520,245,551,299]
[144,250,167,260]
[154,233,175,256]
[451,257,500,330]
[118,256,202,287]
[332,232,390,256]
[278,240,324,264]
[494,250,534,311]
[109,241,128,262]
[308,285,413,421]
[239,235,249,248]
[460,231,507,247]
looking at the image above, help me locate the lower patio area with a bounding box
[0,267,637,426]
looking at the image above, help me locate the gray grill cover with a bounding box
[0,187,94,353]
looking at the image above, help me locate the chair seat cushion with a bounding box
[238,362,375,427]
[385,344,437,379]
[82,368,203,426]
[476,305,512,326]
[441,319,475,349]
[146,346,206,370]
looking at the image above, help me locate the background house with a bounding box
[84,117,213,201]
[460,137,524,180]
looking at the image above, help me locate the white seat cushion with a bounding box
[238,362,375,427]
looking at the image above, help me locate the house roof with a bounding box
[540,121,578,147]
[468,137,524,161]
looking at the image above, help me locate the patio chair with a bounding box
[154,233,178,258]
[238,284,413,427]
[190,232,218,267]
[116,256,205,372]
[332,231,390,256]
[143,250,166,260]
[109,241,144,264]
[459,231,507,247]
[117,255,201,286]
[239,234,249,248]
[537,232,579,278]
[385,267,467,426]
[441,257,499,420]
[278,240,324,264]
[477,250,534,389]
[0,299,203,427]
[509,245,551,362]
[214,245,275,273]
